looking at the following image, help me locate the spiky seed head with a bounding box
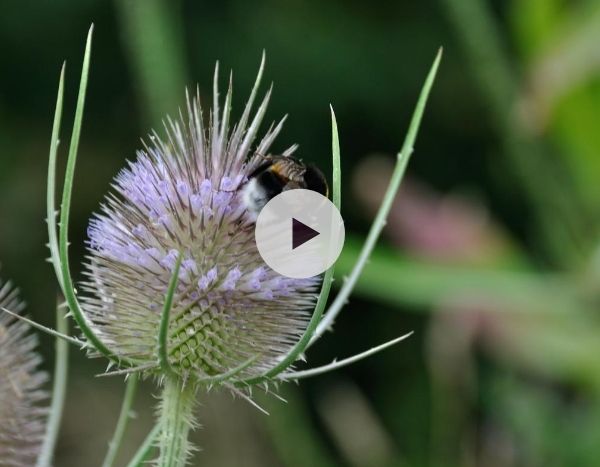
[0,279,48,466]
[82,61,320,382]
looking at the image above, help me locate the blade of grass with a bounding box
[335,235,587,316]
[35,303,69,467]
[310,49,442,345]
[114,0,188,125]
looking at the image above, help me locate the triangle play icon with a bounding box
[292,218,320,249]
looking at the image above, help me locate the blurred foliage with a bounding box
[2,0,600,466]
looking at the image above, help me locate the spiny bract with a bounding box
[83,61,320,381]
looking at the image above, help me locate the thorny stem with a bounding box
[158,378,197,467]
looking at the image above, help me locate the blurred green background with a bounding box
[2,0,600,466]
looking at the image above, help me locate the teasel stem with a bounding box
[158,378,197,467]
[101,374,139,467]
[36,302,69,467]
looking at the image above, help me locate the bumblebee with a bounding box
[242,155,329,218]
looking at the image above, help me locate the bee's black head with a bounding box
[303,165,329,197]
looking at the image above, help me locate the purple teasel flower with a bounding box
[42,32,437,465]
[0,278,48,466]
[82,60,321,382]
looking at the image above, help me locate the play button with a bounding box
[292,218,320,249]
[254,189,345,279]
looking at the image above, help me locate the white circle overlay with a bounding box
[254,189,345,279]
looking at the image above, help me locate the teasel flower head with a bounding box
[0,278,48,466]
[82,60,320,382]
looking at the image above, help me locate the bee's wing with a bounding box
[246,154,274,178]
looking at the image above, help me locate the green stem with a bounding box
[101,375,139,467]
[158,379,197,467]
[35,304,69,467]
